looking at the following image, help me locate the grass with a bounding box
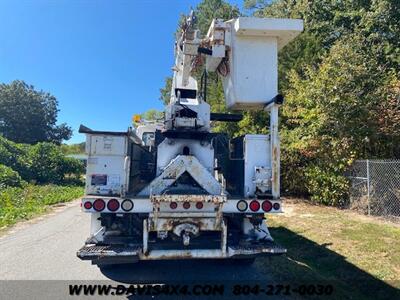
[0,184,84,229]
[263,199,400,300]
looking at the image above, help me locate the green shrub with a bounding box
[280,147,310,197]
[305,166,349,207]
[0,164,25,187]
[27,142,84,184]
[0,136,84,185]
[0,136,30,179]
[0,184,84,228]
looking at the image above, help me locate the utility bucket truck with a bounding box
[77,13,303,266]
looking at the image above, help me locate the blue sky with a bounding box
[0,0,243,144]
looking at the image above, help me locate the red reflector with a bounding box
[107,199,120,211]
[273,202,281,210]
[93,199,105,211]
[183,202,190,209]
[83,201,92,210]
[195,202,203,209]
[249,200,260,212]
[262,200,273,212]
[170,202,178,209]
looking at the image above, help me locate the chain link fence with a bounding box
[347,160,400,221]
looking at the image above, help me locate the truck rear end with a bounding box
[77,14,303,266]
[77,127,285,265]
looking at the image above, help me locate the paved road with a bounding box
[0,200,279,299]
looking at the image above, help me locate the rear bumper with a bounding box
[77,240,286,263]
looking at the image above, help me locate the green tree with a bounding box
[0,80,72,144]
[195,0,240,35]
[250,0,400,203]
[0,136,84,185]
[160,77,172,105]
[141,109,164,121]
[27,142,84,184]
[60,142,86,155]
[0,164,24,188]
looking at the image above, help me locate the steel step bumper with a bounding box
[77,241,286,261]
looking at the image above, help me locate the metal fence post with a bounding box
[348,159,400,219]
[366,159,371,216]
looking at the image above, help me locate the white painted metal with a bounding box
[205,18,229,72]
[85,156,129,195]
[79,245,286,260]
[156,138,214,175]
[90,213,102,236]
[254,166,272,193]
[223,17,303,110]
[164,99,211,131]
[242,218,272,241]
[221,199,282,213]
[151,194,226,203]
[141,249,225,259]
[223,32,278,110]
[233,17,304,50]
[269,104,280,199]
[85,134,129,196]
[81,197,282,214]
[221,219,227,256]
[143,219,149,254]
[244,135,271,197]
[139,155,223,196]
[151,217,218,232]
[86,135,127,156]
[137,244,285,259]
[135,123,163,147]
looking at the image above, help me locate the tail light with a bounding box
[170,202,178,209]
[249,200,260,212]
[237,200,248,212]
[195,202,203,209]
[83,201,92,210]
[273,202,281,210]
[121,199,134,211]
[107,199,120,211]
[93,199,105,212]
[262,200,272,212]
[183,202,190,209]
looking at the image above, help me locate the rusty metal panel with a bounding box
[269,105,280,199]
[151,194,226,203]
[149,217,220,232]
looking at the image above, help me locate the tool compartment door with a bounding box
[85,134,129,196]
[244,134,271,197]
